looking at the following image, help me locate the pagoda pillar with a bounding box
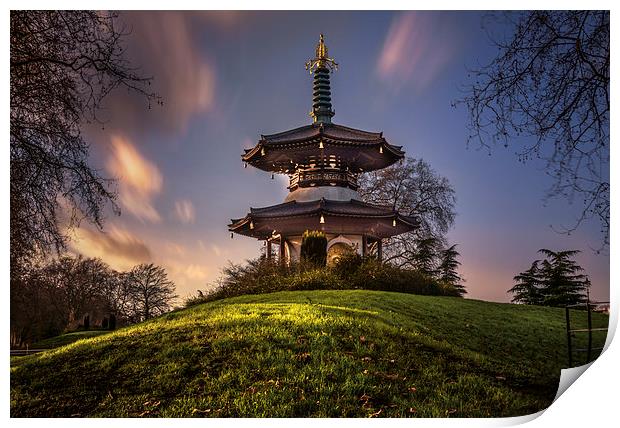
[279,237,286,266]
[362,235,368,258]
[377,239,383,262]
[267,240,272,261]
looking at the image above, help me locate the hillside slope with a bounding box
[10,290,608,417]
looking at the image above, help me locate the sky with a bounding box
[70,11,609,304]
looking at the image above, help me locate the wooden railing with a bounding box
[288,169,358,190]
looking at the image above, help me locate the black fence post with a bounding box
[587,302,592,363]
[565,306,572,368]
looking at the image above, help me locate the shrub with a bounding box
[345,259,445,295]
[287,268,346,291]
[185,253,463,308]
[330,246,362,274]
[300,230,327,267]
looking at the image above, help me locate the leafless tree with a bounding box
[10,255,115,345]
[127,263,177,321]
[42,255,111,326]
[10,11,159,261]
[101,271,136,325]
[457,11,609,249]
[358,157,456,268]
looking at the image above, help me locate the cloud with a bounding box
[175,199,196,224]
[377,12,459,91]
[183,264,209,281]
[120,12,217,132]
[69,225,152,271]
[166,242,187,257]
[107,135,163,223]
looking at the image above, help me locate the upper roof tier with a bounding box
[241,35,407,174]
[242,122,405,173]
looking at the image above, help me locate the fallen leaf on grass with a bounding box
[192,408,212,415]
[296,352,311,361]
[369,409,382,418]
[359,393,373,409]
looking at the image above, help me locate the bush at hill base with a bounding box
[186,254,462,307]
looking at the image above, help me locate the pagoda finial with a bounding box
[306,34,337,124]
[305,34,338,73]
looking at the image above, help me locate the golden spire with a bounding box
[305,34,338,73]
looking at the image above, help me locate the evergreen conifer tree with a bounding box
[509,249,588,306]
[437,244,466,297]
[537,249,588,307]
[509,261,543,305]
[413,237,440,278]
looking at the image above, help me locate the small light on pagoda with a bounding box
[320,214,325,224]
[392,218,397,227]
[261,147,266,156]
[319,141,324,149]
[379,146,383,154]
[250,220,255,230]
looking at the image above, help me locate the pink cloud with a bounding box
[129,12,216,131]
[68,225,152,271]
[106,135,163,223]
[86,12,217,137]
[175,199,196,224]
[377,12,459,91]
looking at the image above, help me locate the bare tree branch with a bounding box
[455,11,609,250]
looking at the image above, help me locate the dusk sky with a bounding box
[71,11,609,303]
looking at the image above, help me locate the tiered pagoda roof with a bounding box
[229,198,418,239]
[229,34,418,245]
[242,122,405,173]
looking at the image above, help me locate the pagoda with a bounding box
[229,35,418,264]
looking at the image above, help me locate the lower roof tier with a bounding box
[229,198,418,240]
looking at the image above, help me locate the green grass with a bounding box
[33,330,113,349]
[10,290,608,417]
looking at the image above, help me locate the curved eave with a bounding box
[241,140,404,173]
[229,200,418,239]
[261,123,383,142]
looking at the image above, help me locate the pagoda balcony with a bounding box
[288,169,358,191]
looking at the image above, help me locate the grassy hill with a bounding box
[10,290,608,417]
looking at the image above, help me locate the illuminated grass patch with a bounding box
[10,290,608,417]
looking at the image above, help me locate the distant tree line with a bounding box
[11,256,176,347]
